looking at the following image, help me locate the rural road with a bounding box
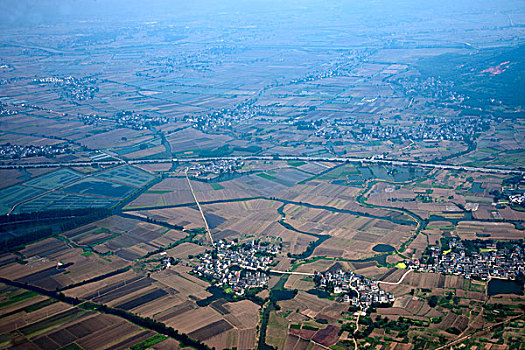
[433,313,525,350]
[269,270,314,276]
[185,168,215,247]
[1,155,523,176]
[377,268,412,285]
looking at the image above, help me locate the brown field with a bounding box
[164,242,207,259]
[456,221,524,240]
[279,291,332,315]
[129,207,205,229]
[152,265,211,300]
[238,328,257,350]
[62,215,187,260]
[282,204,415,258]
[167,128,232,154]
[0,239,130,291]
[284,275,315,291]
[0,168,57,189]
[136,162,173,173]
[367,182,463,219]
[165,306,224,333]
[79,128,155,150]
[223,300,261,329]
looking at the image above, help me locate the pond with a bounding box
[307,289,331,299]
[271,289,297,301]
[372,244,396,253]
[196,286,232,306]
[487,278,524,297]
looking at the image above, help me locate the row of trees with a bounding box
[0,208,112,251]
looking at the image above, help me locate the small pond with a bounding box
[372,244,396,253]
[487,278,524,297]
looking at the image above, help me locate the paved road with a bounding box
[1,155,522,175]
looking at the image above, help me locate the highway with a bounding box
[1,155,523,175]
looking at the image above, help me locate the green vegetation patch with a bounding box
[0,290,38,309]
[210,183,224,190]
[417,45,525,110]
[396,262,407,269]
[287,160,307,167]
[319,165,359,180]
[130,334,168,350]
[257,172,277,180]
[302,324,319,331]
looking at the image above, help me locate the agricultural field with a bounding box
[0,283,176,350]
[0,1,524,348]
[0,165,158,214]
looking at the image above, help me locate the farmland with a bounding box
[0,153,523,348]
[0,0,524,348]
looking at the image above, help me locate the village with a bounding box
[189,159,244,177]
[33,75,99,101]
[184,104,276,132]
[314,265,395,313]
[406,238,525,281]
[192,240,279,295]
[0,142,73,159]
[77,111,168,130]
[312,115,492,143]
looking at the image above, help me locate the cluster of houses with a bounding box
[192,240,279,295]
[77,111,168,130]
[77,113,103,126]
[509,193,525,206]
[0,143,72,159]
[0,104,16,117]
[115,110,168,130]
[314,266,394,312]
[405,239,525,281]
[184,104,275,132]
[33,76,98,101]
[395,76,460,101]
[351,116,491,143]
[298,113,491,144]
[290,68,339,84]
[189,159,244,177]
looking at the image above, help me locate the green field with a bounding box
[210,183,224,190]
[257,172,277,180]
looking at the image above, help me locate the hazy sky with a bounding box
[1,0,523,28]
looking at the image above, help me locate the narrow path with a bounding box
[185,168,214,247]
[269,270,314,276]
[350,285,362,350]
[433,313,524,350]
